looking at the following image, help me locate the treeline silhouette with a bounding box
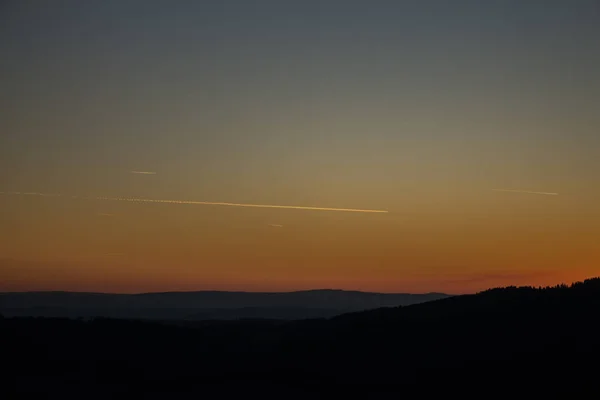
[3,278,600,397]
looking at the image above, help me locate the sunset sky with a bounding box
[1,0,599,294]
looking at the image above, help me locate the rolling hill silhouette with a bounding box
[3,278,599,397]
[0,289,450,320]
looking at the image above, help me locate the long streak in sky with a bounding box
[0,191,388,214]
[492,189,559,196]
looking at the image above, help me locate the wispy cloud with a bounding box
[268,224,284,228]
[130,171,157,175]
[492,189,558,196]
[1,191,388,214]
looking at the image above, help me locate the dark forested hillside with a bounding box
[3,278,600,397]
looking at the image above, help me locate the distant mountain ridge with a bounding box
[0,289,451,320]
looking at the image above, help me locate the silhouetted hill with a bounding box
[0,289,450,320]
[3,278,600,397]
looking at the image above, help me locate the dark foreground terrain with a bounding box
[4,278,600,397]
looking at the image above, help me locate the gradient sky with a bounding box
[1,0,599,293]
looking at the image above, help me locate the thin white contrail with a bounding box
[130,171,157,175]
[1,191,63,197]
[0,191,389,214]
[492,189,558,196]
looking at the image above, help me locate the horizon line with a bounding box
[0,288,454,296]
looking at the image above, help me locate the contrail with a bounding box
[0,191,388,214]
[268,224,284,228]
[1,191,63,197]
[492,189,558,196]
[130,171,157,175]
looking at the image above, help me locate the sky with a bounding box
[1,0,599,294]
